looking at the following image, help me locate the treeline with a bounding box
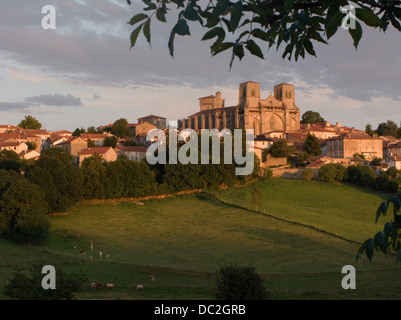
[0,138,260,244]
[315,163,400,193]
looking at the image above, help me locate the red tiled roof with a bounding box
[138,114,166,120]
[80,133,106,139]
[116,145,147,152]
[80,147,112,155]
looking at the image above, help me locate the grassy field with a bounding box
[1,178,401,300]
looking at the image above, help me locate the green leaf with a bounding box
[375,201,388,224]
[127,0,131,5]
[245,39,264,60]
[374,231,388,255]
[234,43,244,60]
[201,27,225,41]
[174,18,191,36]
[184,5,200,22]
[252,29,269,41]
[129,13,148,26]
[130,23,144,50]
[211,41,234,56]
[230,1,243,31]
[356,241,366,262]
[143,19,151,46]
[168,29,176,57]
[156,8,167,22]
[349,20,362,49]
[365,238,374,262]
[284,0,296,14]
[355,7,383,27]
[326,11,344,39]
[303,38,316,57]
[390,195,401,213]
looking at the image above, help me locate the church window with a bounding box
[242,86,246,97]
[270,117,276,130]
[279,89,282,99]
[289,91,292,98]
[285,91,288,98]
[251,89,256,96]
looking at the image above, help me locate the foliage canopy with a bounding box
[127,0,401,68]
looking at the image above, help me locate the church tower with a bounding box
[238,81,260,109]
[274,83,295,109]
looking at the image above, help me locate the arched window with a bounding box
[242,86,246,97]
[251,89,256,97]
[270,117,276,130]
[285,91,288,98]
[289,91,292,99]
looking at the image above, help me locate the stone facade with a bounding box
[180,81,301,136]
[327,132,383,159]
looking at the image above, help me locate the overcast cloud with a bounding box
[0,0,400,131]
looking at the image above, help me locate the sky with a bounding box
[0,0,400,132]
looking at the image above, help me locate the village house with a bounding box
[0,141,28,154]
[115,145,147,162]
[43,134,70,150]
[326,132,383,160]
[54,137,88,164]
[384,141,401,158]
[385,155,401,170]
[138,114,167,130]
[80,133,111,146]
[129,122,157,139]
[17,129,50,152]
[20,149,41,161]
[78,146,117,166]
[0,125,19,133]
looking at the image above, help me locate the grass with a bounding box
[1,178,400,300]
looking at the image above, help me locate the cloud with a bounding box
[0,102,33,112]
[25,93,82,106]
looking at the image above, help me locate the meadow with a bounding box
[1,178,400,300]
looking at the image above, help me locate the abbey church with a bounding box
[179,81,301,135]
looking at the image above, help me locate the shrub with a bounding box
[346,165,375,188]
[383,180,399,193]
[215,264,268,300]
[301,168,315,181]
[318,164,337,183]
[4,262,87,300]
[262,168,273,180]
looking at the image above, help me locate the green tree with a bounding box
[0,170,50,243]
[103,136,118,148]
[0,150,21,172]
[216,264,268,300]
[268,139,294,158]
[26,148,84,213]
[303,133,322,156]
[81,156,108,199]
[365,123,374,136]
[376,120,399,137]
[301,111,325,124]
[126,0,396,67]
[111,118,131,139]
[18,115,42,130]
[4,262,87,300]
[72,128,86,137]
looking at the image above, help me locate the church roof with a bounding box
[187,106,237,118]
